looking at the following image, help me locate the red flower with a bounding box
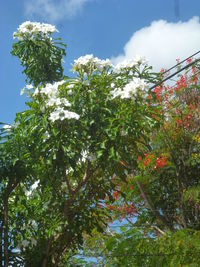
[143,158,150,166]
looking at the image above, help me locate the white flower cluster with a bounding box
[111,78,148,100]
[114,55,148,72]
[49,107,80,122]
[72,54,113,73]
[77,150,97,165]
[33,80,65,96]
[46,97,70,108]
[33,80,79,122]
[72,54,148,75]
[13,21,58,40]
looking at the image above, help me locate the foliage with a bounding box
[2,20,200,267]
[11,21,66,86]
[77,60,200,266]
[0,21,160,266]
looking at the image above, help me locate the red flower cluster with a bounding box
[106,202,137,221]
[139,153,168,171]
[176,75,187,91]
[153,85,163,100]
[142,153,154,166]
[153,156,167,170]
[176,113,192,129]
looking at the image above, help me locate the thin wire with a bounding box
[163,68,200,90]
[161,50,200,77]
[150,56,200,90]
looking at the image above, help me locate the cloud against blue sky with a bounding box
[112,16,200,71]
[24,0,91,21]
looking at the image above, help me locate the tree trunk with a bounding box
[42,238,52,267]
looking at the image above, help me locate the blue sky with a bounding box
[1,0,200,123]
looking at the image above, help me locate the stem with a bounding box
[64,161,91,217]
[62,168,73,196]
[42,238,52,267]
[152,225,166,235]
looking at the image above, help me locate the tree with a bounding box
[0,21,159,266]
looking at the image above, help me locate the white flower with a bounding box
[114,55,148,72]
[26,84,34,90]
[80,150,88,163]
[32,180,39,190]
[34,81,65,97]
[67,89,73,96]
[34,80,71,109]
[73,54,93,69]
[66,167,74,175]
[72,54,113,73]
[60,98,71,107]
[33,80,79,122]
[33,88,39,96]
[46,96,61,107]
[111,78,148,100]
[110,88,123,98]
[134,55,148,66]
[121,81,138,99]
[49,107,80,122]
[67,83,75,89]
[111,83,115,88]
[78,150,96,164]
[14,21,58,40]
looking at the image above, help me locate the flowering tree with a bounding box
[0,21,160,266]
[78,60,200,266]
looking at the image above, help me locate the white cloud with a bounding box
[24,0,90,22]
[112,17,200,71]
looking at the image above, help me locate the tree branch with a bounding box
[42,238,52,267]
[135,180,174,231]
[64,161,91,218]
